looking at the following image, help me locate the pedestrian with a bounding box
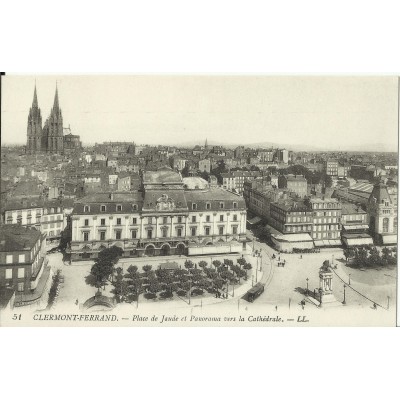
[373,303,377,310]
[75,299,78,305]
[275,305,278,311]
[300,254,302,259]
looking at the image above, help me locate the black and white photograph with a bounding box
[0,75,398,326]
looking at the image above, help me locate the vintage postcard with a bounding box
[0,75,398,327]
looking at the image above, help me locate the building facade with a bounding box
[26,84,65,154]
[310,198,342,246]
[3,199,66,243]
[278,174,308,198]
[367,181,398,245]
[325,159,339,177]
[0,225,51,309]
[269,201,313,234]
[69,169,247,260]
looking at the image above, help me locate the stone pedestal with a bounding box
[319,266,337,305]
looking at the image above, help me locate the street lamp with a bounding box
[318,288,322,307]
[348,273,351,285]
[306,278,309,296]
[387,296,390,310]
[342,284,346,305]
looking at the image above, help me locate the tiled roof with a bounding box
[341,202,366,215]
[74,192,144,214]
[184,188,245,211]
[142,190,188,211]
[0,225,42,252]
[143,168,182,184]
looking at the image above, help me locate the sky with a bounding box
[1,75,398,151]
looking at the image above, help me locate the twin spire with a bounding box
[31,81,60,111]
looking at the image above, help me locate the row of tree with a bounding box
[86,246,253,303]
[343,246,397,267]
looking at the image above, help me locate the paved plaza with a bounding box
[46,231,396,319]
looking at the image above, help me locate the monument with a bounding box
[318,261,338,306]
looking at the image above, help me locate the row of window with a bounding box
[312,203,340,209]
[83,214,239,227]
[4,254,27,264]
[83,202,240,213]
[4,267,25,279]
[192,202,238,210]
[313,224,339,231]
[83,225,239,241]
[312,232,339,239]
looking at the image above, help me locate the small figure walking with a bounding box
[300,254,302,259]
[75,299,78,305]
[373,303,377,310]
[275,305,278,311]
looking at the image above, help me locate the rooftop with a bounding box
[0,225,42,252]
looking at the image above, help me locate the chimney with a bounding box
[109,193,114,200]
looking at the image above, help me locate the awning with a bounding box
[247,216,262,225]
[382,234,397,244]
[271,233,313,243]
[344,237,373,246]
[342,224,369,230]
[314,239,341,247]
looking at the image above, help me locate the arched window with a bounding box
[382,217,389,233]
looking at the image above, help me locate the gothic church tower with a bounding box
[26,84,43,153]
[43,84,64,153]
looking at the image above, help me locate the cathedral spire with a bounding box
[32,83,38,108]
[53,82,59,111]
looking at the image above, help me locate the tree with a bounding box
[59,227,72,252]
[212,260,222,269]
[224,259,234,267]
[237,257,246,267]
[343,248,355,262]
[198,260,208,269]
[90,262,114,289]
[142,265,153,274]
[243,262,252,279]
[157,270,178,298]
[146,277,161,299]
[184,260,194,270]
[125,265,142,301]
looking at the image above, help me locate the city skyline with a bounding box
[1,75,399,151]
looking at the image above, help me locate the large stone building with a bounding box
[26,84,64,154]
[309,198,342,246]
[2,198,67,243]
[367,181,397,245]
[26,84,80,155]
[63,126,82,154]
[68,168,246,260]
[278,174,308,198]
[0,225,51,309]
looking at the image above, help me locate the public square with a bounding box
[46,229,397,322]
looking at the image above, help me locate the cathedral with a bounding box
[26,84,65,154]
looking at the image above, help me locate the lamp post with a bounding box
[318,288,322,307]
[348,273,351,285]
[306,278,309,296]
[342,284,346,305]
[387,296,390,310]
